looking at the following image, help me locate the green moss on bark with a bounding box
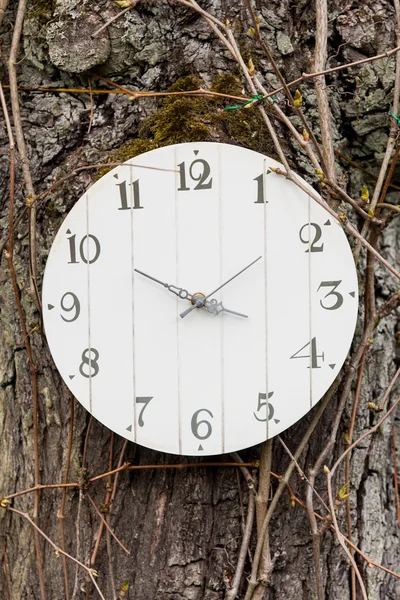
[98,73,278,177]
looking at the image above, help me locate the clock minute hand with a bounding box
[179,256,262,319]
[134,268,192,300]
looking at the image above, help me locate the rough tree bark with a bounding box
[0,1,399,599]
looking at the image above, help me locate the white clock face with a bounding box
[43,142,358,456]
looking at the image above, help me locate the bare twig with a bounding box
[91,1,140,38]
[330,395,400,480]
[244,376,342,600]
[345,348,367,600]
[58,397,75,600]
[314,0,336,185]
[324,469,368,600]
[87,495,131,556]
[253,441,274,597]
[1,537,11,600]
[6,507,106,600]
[230,452,257,492]
[8,0,40,309]
[226,490,256,600]
[0,79,46,600]
[393,424,400,526]
[354,0,400,260]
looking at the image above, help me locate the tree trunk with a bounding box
[0,1,399,599]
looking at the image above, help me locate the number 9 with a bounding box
[60,292,80,322]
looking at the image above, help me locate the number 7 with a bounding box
[136,397,153,427]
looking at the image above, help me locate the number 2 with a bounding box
[299,223,324,252]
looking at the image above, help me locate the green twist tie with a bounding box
[390,111,400,124]
[225,94,274,111]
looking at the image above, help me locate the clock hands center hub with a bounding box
[191,292,206,307]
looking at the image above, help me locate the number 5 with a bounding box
[254,391,275,422]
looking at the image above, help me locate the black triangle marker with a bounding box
[349,291,355,298]
[198,444,203,451]
[329,364,336,370]
[126,425,132,432]
[266,169,272,175]
[47,304,54,310]
[113,173,118,179]
[274,419,280,424]
[69,375,75,379]
[324,220,331,226]
[194,150,199,155]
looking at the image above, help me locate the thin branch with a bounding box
[345,348,367,600]
[8,0,40,309]
[314,0,336,185]
[329,395,400,480]
[91,1,140,38]
[354,0,400,260]
[225,490,256,600]
[393,424,400,526]
[6,507,106,600]
[87,495,131,556]
[0,78,46,600]
[243,376,342,600]
[325,469,368,600]
[58,397,75,600]
[253,441,274,595]
[230,452,257,492]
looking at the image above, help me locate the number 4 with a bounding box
[290,337,324,369]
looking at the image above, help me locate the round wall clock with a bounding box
[43,142,358,456]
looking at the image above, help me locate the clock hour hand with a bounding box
[134,268,192,300]
[204,298,248,319]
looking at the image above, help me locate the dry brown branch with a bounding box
[58,397,75,600]
[335,150,400,190]
[87,495,131,556]
[345,348,367,600]
[225,489,255,600]
[324,469,368,600]
[8,0,41,309]
[378,367,400,410]
[0,79,46,600]
[314,0,336,185]
[259,45,400,102]
[230,452,257,492]
[245,0,325,171]
[324,179,383,225]
[87,78,94,135]
[1,537,11,600]
[6,506,106,600]
[243,376,342,600]
[0,0,8,25]
[92,1,140,38]
[1,461,260,504]
[253,441,274,597]
[273,168,400,281]
[393,425,400,526]
[354,0,400,261]
[89,460,260,483]
[330,395,400,480]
